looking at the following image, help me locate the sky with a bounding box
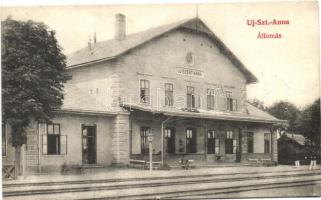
[1,1,320,108]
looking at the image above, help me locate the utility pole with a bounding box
[147,129,154,174]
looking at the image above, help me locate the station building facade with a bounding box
[3,14,286,173]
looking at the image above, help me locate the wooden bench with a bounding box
[179,159,195,169]
[248,158,260,166]
[129,159,146,169]
[260,158,273,166]
[145,161,161,170]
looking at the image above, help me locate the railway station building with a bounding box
[3,14,286,173]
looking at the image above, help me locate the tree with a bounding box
[2,18,70,177]
[296,99,320,153]
[267,101,299,132]
[248,98,267,111]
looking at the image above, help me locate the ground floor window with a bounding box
[140,127,150,154]
[264,133,271,153]
[41,123,67,155]
[207,130,219,154]
[164,127,175,153]
[225,131,236,154]
[2,123,6,156]
[247,132,254,153]
[186,128,197,153]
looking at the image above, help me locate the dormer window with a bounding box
[140,80,150,104]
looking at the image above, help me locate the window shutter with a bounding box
[195,95,198,108]
[215,139,220,154]
[226,98,229,110]
[233,99,237,111]
[60,135,67,155]
[42,135,47,154]
[196,95,201,108]
[187,94,191,108]
[233,139,237,153]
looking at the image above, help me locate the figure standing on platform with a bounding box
[309,150,317,170]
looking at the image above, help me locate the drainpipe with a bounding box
[161,116,172,166]
[129,115,133,156]
[22,144,26,179]
[37,122,41,173]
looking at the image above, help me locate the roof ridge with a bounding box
[67,17,194,57]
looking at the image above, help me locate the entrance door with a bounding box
[165,128,175,153]
[186,128,197,153]
[82,124,97,164]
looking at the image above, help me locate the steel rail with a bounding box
[4,171,321,197]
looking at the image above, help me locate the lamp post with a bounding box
[147,129,154,174]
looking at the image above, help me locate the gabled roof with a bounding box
[121,102,287,125]
[284,133,305,145]
[67,17,258,84]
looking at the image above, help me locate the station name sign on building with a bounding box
[177,67,204,78]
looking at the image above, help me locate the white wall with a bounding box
[248,127,271,154]
[39,113,113,166]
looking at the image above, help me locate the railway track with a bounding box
[3,169,321,199]
[147,179,321,200]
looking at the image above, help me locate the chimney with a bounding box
[115,13,126,41]
[88,37,92,51]
[93,32,97,44]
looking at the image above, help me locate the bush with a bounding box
[278,135,302,165]
[278,143,297,165]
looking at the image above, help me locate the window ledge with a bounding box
[139,102,152,106]
[181,107,200,113]
[163,105,175,108]
[42,154,67,157]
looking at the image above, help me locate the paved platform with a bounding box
[3,167,321,200]
[4,165,320,185]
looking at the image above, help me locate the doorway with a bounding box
[82,124,97,164]
[186,128,197,153]
[165,127,175,153]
